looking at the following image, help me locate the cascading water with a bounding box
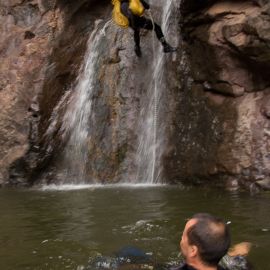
[47,20,110,184]
[135,0,179,184]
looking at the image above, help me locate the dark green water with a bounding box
[0,185,269,270]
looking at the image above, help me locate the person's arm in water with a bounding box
[141,0,150,10]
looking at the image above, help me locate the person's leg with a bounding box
[120,5,142,57]
[134,28,142,57]
[137,16,176,53]
[136,17,162,39]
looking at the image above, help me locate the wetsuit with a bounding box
[120,0,175,56]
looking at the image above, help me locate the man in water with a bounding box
[178,213,231,270]
[87,213,251,270]
[120,0,176,57]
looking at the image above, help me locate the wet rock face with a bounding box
[36,2,181,184]
[164,0,270,189]
[2,0,270,190]
[0,0,109,185]
[2,0,179,186]
[0,0,57,185]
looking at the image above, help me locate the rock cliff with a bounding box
[0,0,109,185]
[165,0,270,190]
[0,0,270,190]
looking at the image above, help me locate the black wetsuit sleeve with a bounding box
[141,0,150,9]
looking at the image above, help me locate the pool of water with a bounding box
[0,185,269,270]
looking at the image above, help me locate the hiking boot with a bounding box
[159,37,177,53]
[163,43,177,53]
[135,45,142,57]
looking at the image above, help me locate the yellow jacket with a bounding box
[112,0,145,28]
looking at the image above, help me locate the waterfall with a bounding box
[135,0,179,184]
[42,0,178,186]
[49,20,110,184]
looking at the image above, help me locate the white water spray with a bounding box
[135,0,179,184]
[56,21,110,183]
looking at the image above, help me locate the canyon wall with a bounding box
[165,0,270,190]
[1,0,270,191]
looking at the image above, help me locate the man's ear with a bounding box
[189,245,198,257]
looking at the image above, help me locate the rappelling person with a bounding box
[112,0,177,57]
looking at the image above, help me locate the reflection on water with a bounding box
[0,186,269,270]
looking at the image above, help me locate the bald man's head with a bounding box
[186,213,231,267]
